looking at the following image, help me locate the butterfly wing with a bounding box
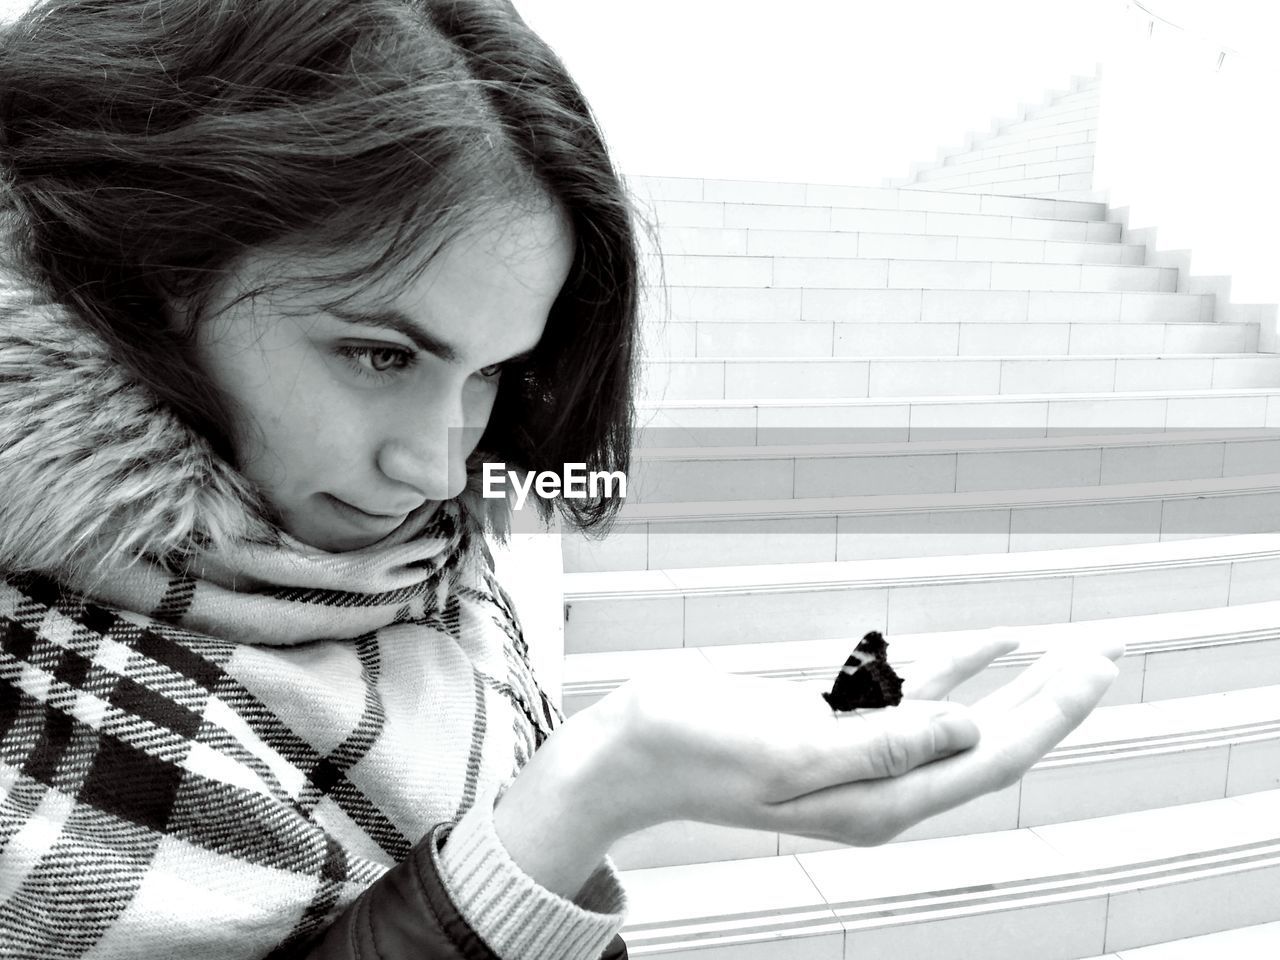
[853,630,889,660]
[824,664,881,710]
[824,633,905,710]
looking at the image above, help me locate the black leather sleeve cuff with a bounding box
[302,823,499,960]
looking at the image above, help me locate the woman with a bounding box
[0,2,1121,958]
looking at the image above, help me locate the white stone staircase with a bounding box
[570,75,1280,958]
[894,75,1103,203]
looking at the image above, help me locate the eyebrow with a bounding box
[327,306,538,366]
[327,305,460,361]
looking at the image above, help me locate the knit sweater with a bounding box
[0,269,628,958]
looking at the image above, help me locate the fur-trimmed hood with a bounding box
[0,270,281,588]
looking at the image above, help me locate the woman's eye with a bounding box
[335,344,415,377]
[366,347,410,372]
[478,363,504,380]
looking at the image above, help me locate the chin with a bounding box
[290,528,382,552]
[322,532,386,552]
[278,512,386,553]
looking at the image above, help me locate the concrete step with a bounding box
[1083,921,1280,959]
[615,791,1280,959]
[1032,188,1110,203]
[946,142,1088,176]
[633,183,1107,222]
[659,288,1206,325]
[654,228,1139,264]
[1036,87,1099,107]
[655,258,1170,292]
[636,386,1280,448]
[604,681,1280,868]
[901,86,1100,184]
[931,156,1090,185]
[626,429,1280,504]
[564,598,1280,716]
[915,129,1096,177]
[969,127,1094,162]
[936,147,1064,179]
[1002,106,1099,134]
[639,354,1280,403]
[924,170,1095,196]
[563,472,1280,571]
[955,104,1096,148]
[935,140,1095,178]
[641,320,1256,361]
[1025,92,1099,120]
[561,532,1280,652]
[649,200,1120,240]
[950,174,1096,198]
[984,116,1097,149]
[918,155,1093,185]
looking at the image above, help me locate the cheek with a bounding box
[225,358,350,487]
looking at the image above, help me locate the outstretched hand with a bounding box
[603,630,1122,846]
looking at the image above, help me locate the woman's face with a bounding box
[191,202,573,552]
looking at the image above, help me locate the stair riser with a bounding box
[933,141,1093,178]
[923,169,1095,193]
[985,116,1096,148]
[932,147,1060,178]
[637,392,1280,448]
[1028,90,1099,114]
[948,143,1097,181]
[627,434,1280,503]
[620,852,1280,960]
[656,289,1204,324]
[919,155,1093,184]
[563,488,1280,572]
[647,200,1111,234]
[653,229,1141,264]
[656,259,1171,292]
[641,321,1253,360]
[563,553,1280,653]
[929,155,1095,185]
[639,356,1280,403]
[926,174,1093,194]
[947,175,1097,197]
[974,127,1094,161]
[1035,189,1108,203]
[1008,105,1099,130]
[631,179,1105,222]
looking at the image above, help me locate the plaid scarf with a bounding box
[0,496,562,958]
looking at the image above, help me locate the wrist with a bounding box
[491,690,645,898]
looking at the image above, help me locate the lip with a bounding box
[323,494,417,527]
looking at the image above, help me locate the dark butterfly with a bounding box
[822,630,905,710]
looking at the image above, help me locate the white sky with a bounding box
[2,0,1269,185]
[514,0,1113,183]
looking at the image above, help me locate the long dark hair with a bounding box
[0,0,638,532]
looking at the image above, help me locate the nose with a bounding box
[375,381,479,502]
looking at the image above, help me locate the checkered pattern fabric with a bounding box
[0,499,563,959]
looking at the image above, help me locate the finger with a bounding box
[775,653,1117,845]
[902,633,1021,701]
[969,648,1066,719]
[779,700,981,800]
[883,652,1119,830]
[971,637,1126,720]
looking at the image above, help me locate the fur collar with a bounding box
[0,272,280,588]
[0,268,506,592]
